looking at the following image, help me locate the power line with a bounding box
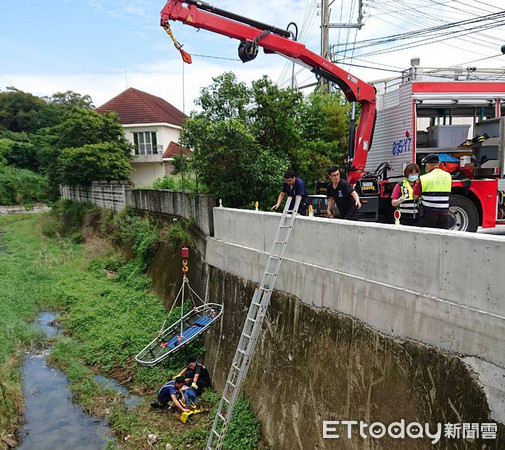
[358,20,505,58]
[371,0,503,50]
[333,11,505,52]
[191,53,241,61]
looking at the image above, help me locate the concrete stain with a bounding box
[200,267,504,449]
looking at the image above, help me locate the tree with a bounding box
[43,90,94,109]
[195,72,251,121]
[180,71,353,207]
[1,140,38,171]
[298,90,350,159]
[58,143,131,185]
[250,76,303,158]
[38,108,132,186]
[180,118,287,207]
[0,87,47,133]
[46,108,130,152]
[0,141,7,167]
[170,154,190,176]
[294,90,351,188]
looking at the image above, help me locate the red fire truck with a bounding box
[161,0,505,232]
[364,67,505,231]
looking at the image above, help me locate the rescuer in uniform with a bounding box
[174,358,212,396]
[151,376,190,412]
[390,163,422,226]
[326,166,361,220]
[414,153,452,229]
[271,169,308,216]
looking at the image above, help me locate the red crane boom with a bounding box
[161,0,377,183]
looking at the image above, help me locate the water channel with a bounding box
[18,312,114,449]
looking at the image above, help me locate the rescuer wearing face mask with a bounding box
[390,163,422,226]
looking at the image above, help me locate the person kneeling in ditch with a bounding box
[151,376,190,413]
[174,358,211,396]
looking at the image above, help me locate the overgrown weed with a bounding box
[1,207,260,449]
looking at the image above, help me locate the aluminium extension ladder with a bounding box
[207,195,302,449]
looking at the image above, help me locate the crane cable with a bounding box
[163,22,193,64]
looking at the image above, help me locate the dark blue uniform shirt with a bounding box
[282,177,308,214]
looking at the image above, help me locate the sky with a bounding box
[1,0,505,114]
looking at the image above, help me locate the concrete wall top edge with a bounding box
[213,206,505,240]
[211,207,505,313]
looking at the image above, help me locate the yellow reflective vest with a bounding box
[420,168,452,213]
[398,179,420,217]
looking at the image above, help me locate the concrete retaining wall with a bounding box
[60,182,129,212]
[127,189,215,237]
[207,208,505,368]
[202,268,503,449]
[60,185,215,238]
[0,204,51,215]
[205,208,505,430]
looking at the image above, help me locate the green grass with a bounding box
[0,209,261,449]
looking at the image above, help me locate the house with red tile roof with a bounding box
[96,87,191,186]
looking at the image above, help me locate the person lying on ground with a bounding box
[180,384,199,409]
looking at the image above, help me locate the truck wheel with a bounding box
[448,195,479,232]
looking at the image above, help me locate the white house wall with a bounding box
[122,122,183,187]
[130,162,166,187]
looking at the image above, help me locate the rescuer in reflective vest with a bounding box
[391,163,421,226]
[414,153,452,229]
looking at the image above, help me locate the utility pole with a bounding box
[321,0,330,60]
[319,0,364,91]
[320,0,330,92]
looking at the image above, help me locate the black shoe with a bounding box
[150,401,161,408]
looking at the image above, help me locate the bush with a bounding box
[0,166,51,206]
[151,175,198,192]
[45,200,94,237]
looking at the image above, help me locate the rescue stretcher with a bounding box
[135,302,222,368]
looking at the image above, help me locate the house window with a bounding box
[133,132,158,155]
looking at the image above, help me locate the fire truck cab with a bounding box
[366,66,505,231]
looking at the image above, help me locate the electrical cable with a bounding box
[333,10,505,51]
[372,0,503,50]
[190,53,241,61]
[361,4,501,60]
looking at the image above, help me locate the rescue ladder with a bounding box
[207,195,302,449]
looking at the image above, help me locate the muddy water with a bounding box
[18,313,114,449]
[93,375,141,410]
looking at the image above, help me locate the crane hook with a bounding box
[163,23,192,64]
